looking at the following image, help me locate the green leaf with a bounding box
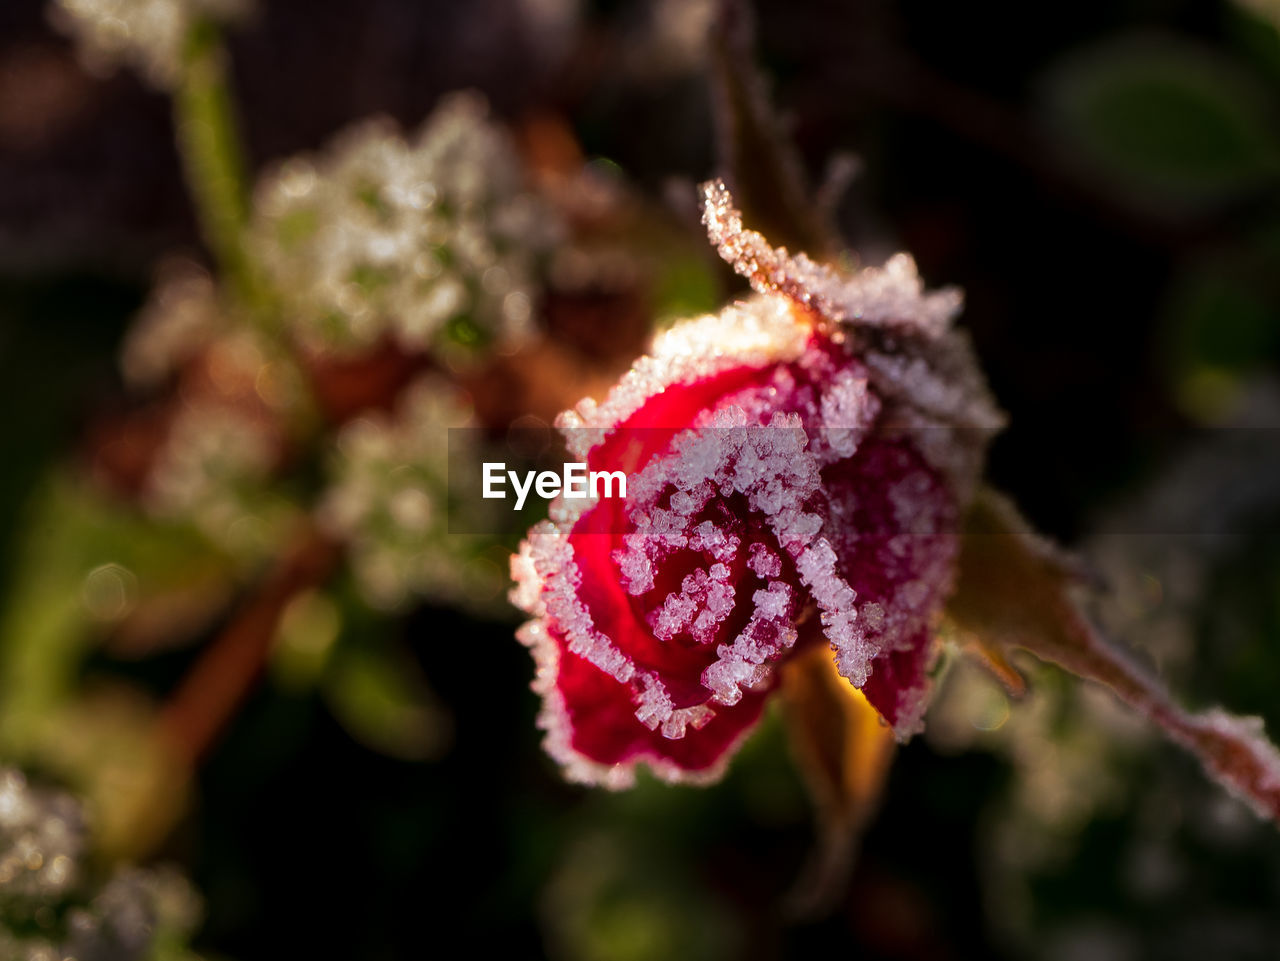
[322,622,450,761]
[1044,36,1280,209]
[0,474,228,748]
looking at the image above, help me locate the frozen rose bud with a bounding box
[510,182,1003,787]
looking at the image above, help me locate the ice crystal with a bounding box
[700,179,963,340]
[251,92,560,358]
[49,0,250,88]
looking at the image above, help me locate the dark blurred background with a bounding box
[2,1,1280,959]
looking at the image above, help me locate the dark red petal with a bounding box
[860,633,937,734]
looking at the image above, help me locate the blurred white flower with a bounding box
[251,92,561,359]
[320,375,500,610]
[119,257,222,390]
[49,0,251,88]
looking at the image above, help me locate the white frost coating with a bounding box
[623,412,874,683]
[557,294,811,458]
[794,538,876,684]
[862,341,1004,433]
[635,673,717,739]
[516,619,749,789]
[817,366,878,458]
[651,566,736,644]
[520,521,635,685]
[702,581,798,706]
[701,180,962,340]
[509,540,543,615]
[514,350,879,754]
[1177,709,1280,822]
[747,542,782,578]
[688,521,740,563]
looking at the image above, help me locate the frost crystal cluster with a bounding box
[49,0,251,88]
[0,768,202,961]
[511,182,1002,787]
[251,93,560,358]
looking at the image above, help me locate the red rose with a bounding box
[511,182,1002,787]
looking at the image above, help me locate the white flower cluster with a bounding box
[0,768,84,905]
[0,768,202,961]
[118,262,303,560]
[319,376,499,610]
[145,395,294,559]
[49,0,251,88]
[119,257,223,389]
[251,92,560,359]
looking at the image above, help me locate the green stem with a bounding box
[170,20,321,432]
[172,18,260,307]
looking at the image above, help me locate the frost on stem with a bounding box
[49,0,250,88]
[251,92,561,359]
[512,184,1002,787]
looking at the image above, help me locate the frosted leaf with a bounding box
[701,179,962,340]
[949,488,1280,824]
